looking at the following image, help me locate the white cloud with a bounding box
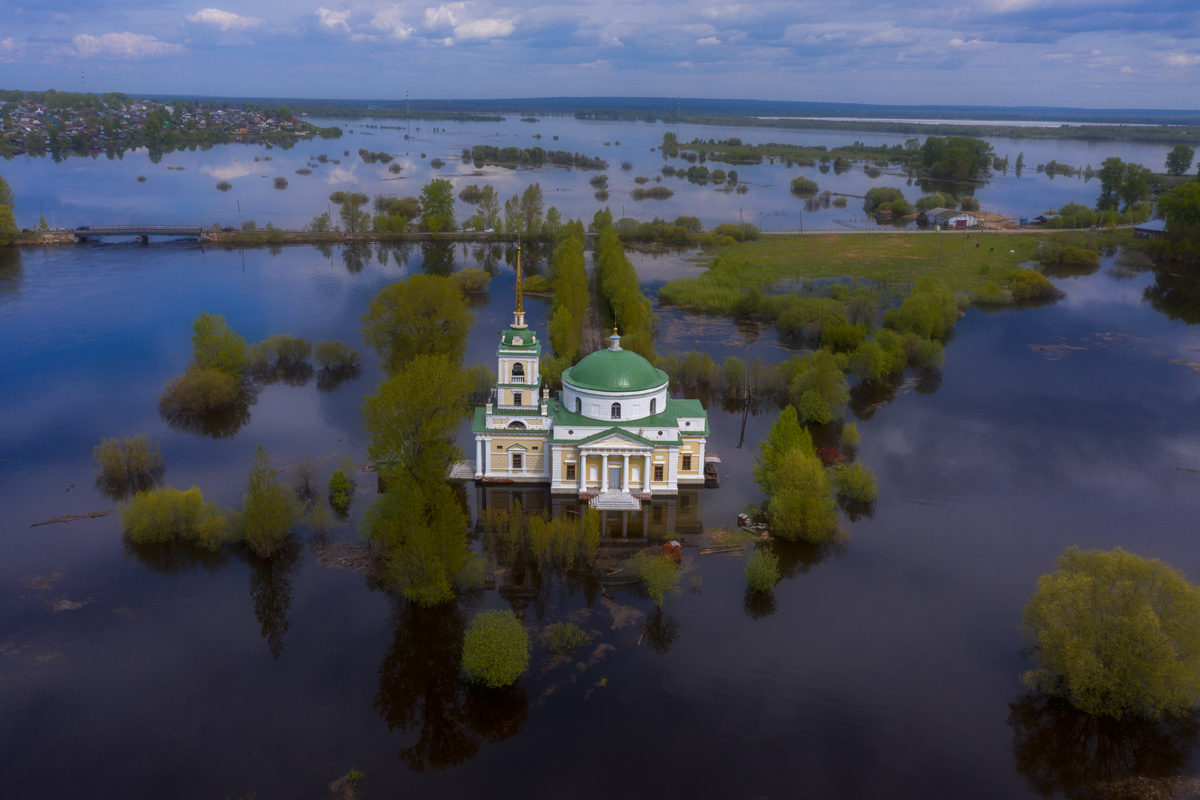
[425,5,460,28]
[370,6,415,39]
[1159,53,1200,67]
[53,13,69,23]
[454,18,515,40]
[316,7,351,32]
[1121,65,1132,73]
[72,32,182,58]
[697,37,721,45]
[948,38,994,52]
[200,162,259,180]
[857,27,913,46]
[186,9,265,31]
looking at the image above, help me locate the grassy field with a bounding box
[679,231,1060,297]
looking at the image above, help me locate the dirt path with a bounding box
[581,263,604,355]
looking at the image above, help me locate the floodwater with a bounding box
[2,234,1200,798]
[0,114,1183,234]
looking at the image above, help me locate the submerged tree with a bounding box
[362,274,474,372]
[1021,547,1200,719]
[237,444,299,558]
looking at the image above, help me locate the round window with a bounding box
[685,421,691,426]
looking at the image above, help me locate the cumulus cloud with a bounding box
[186,9,265,31]
[72,32,182,58]
[1158,53,1200,67]
[425,5,460,28]
[697,37,721,45]
[370,6,415,39]
[454,18,516,40]
[949,38,995,51]
[316,7,351,32]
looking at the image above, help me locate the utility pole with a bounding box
[237,199,243,230]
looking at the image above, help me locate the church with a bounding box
[472,248,709,509]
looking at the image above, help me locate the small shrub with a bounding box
[634,176,650,185]
[430,158,445,168]
[158,367,240,414]
[273,177,288,190]
[452,267,492,294]
[458,184,484,204]
[137,175,147,183]
[295,168,312,176]
[544,622,591,653]
[835,462,877,503]
[120,486,229,549]
[237,445,298,558]
[745,547,780,593]
[216,181,232,192]
[973,281,1011,305]
[345,769,364,787]
[841,422,859,447]
[314,340,361,370]
[94,435,163,484]
[790,176,819,195]
[1009,268,1065,301]
[258,334,313,366]
[462,609,530,688]
[328,469,352,512]
[632,550,681,606]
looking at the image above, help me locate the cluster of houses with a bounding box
[0,98,300,154]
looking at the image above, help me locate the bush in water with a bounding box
[745,547,781,593]
[120,486,230,549]
[462,609,530,688]
[159,367,241,414]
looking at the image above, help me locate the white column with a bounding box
[475,438,483,478]
[601,453,609,492]
[579,451,586,494]
[622,454,630,492]
[483,437,492,476]
[697,439,706,475]
[643,454,651,493]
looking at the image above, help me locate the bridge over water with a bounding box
[72,226,208,242]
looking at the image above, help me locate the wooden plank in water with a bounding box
[697,543,744,555]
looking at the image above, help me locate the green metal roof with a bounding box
[499,328,540,349]
[563,348,667,392]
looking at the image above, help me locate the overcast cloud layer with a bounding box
[2,1,1198,108]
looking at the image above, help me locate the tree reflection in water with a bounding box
[341,243,372,274]
[420,242,457,277]
[773,536,847,582]
[122,538,232,577]
[375,595,528,772]
[639,608,681,654]
[245,538,304,660]
[1144,268,1200,325]
[96,463,165,504]
[159,386,257,440]
[316,364,362,393]
[743,590,777,620]
[1008,692,1200,800]
[0,246,22,294]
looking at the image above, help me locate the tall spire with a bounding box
[512,241,527,329]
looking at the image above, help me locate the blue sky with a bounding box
[2,1,1198,108]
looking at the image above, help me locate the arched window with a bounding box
[611,402,621,419]
[511,363,525,383]
[650,398,657,415]
[507,420,526,429]
[575,397,582,414]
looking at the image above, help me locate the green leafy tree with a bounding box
[339,192,371,232]
[461,609,529,688]
[0,203,17,247]
[520,182,544,233]
[1165,145,1195,177]
[1120,163,1153,208]
[478,185,501,230]
[787,349,849,421]
[746,547,780,593]
[1157,181,1200,242]
[361,274,474,372]
[754,405,815,497]
[1022,547,1200,719]
[361,353,471,491]
[0,174,13,208]
[542,206,562,238]
[239,444,299,558]
[419,178,456,232]
[631,551,681,606]
[191,312,247,376]
[769,450,837,543]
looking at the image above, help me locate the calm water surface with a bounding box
[0,115,1181,233]
[2,240,1200,799]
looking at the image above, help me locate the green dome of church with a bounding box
[564,341,667,393]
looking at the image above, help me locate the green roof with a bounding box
[563,348,667,392]
[499,328,539,349]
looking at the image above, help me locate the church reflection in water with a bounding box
[473,484,704,539]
